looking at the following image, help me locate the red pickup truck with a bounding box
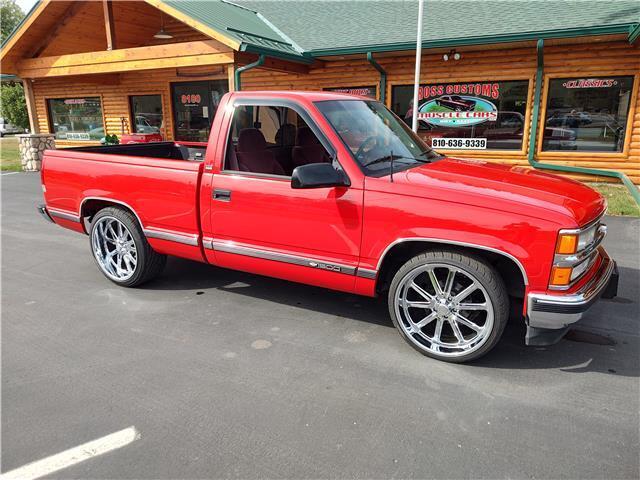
[38,91,618,363]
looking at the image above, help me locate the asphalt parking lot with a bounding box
[2,172,639,479]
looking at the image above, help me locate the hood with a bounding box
[372,157,606,227]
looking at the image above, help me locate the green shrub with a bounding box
[0,83,29,130]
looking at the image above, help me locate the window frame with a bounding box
[220,98,343,182]
[536,71,639,159]
[388,76,535,155]
[128,93,165,136]
[45,95,106,143]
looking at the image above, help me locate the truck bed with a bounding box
[41,144,207,262]
[69,141,207,162]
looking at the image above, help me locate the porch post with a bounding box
[22,79,40,134]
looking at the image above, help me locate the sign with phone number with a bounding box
[431,137,487,150]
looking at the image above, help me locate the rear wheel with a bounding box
[90,207,166,287]
[388,250,509,363]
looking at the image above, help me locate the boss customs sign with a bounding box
[413,83,504,149]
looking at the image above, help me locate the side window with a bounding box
[224,104,332,176]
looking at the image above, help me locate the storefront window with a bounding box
[324,86,377,98]
[47,97,104,141]
[391,81,529,150]
[542,76,634,152]
[129,95,163,135]
[171,80,228,142]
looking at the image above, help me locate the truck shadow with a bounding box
[146,257,639,378]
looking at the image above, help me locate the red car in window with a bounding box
[435,95,477,111]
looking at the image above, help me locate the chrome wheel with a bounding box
[394,263,494,358]
[91,216,138,282]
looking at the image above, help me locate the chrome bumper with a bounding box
[527,247,617,331]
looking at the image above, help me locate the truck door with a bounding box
[208,100,363,292]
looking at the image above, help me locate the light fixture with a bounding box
[443,49,461,61]
[154,13,173,39]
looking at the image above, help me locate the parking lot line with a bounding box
[0,426,140,480]
[0,172,19,176]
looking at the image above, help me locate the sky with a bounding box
[16,0,37,14]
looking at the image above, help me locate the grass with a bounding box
[0,136,22,171]
[588,183,640,217]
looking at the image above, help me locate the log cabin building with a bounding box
[1,0,639,183]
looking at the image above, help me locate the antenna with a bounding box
[390,150,394,183]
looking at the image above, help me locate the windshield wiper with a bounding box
[363,154,423,168]
[418,148,444,159]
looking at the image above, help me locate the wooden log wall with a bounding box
[242,39,640,184]
[31,65,230,146]
[28,37,639,183]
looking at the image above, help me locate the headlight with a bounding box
[550,218,606,289]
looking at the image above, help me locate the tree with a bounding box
[1,0,25,45]
[0,83,29,129]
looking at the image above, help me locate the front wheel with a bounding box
[90,207,166,287]
[388,250,509,363]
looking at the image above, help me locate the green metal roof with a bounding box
[3,0,638,63]
[163,0,308,61]
[235,0,640,54]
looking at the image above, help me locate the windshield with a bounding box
[315,99,441,176]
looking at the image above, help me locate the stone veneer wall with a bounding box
[18,134,56,171]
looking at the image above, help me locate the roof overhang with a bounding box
[144,0,241,50]
[0,0,311,75]
[629,24,640,44]
[0,0,48,71]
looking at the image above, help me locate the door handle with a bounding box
[213,189,231,202]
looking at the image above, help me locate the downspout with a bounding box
[528,39,639,205]
[234,54,265,91]
[367,52,387,104]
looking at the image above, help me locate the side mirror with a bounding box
[291,163,349,189]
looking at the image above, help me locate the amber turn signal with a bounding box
[550,266,572,286]
[556,234,578,255]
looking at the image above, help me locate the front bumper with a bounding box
[525,248,618,346]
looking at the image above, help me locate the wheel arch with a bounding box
[375,238,528,299]
[80,197,144,234]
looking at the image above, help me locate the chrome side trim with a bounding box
[375,237,529,285]
[143,228,199,247]
[80,197,199,247]
[202,238,213,250]
[527,248,614,329]
[356,268,378,279]
[79,197,145,230]
[210,240,357,276]
[48,208,81,223]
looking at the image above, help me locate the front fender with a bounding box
[360,190,562,292]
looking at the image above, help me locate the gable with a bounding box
[0,0,239,75]
[37,1,214,57]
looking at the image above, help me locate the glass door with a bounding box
[172,80,228,142]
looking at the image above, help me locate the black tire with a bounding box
[89,206,166,287]
[388,249,509,363]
